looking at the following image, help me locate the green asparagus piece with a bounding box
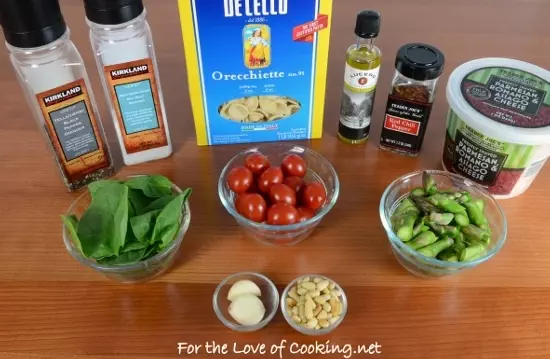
[454,212,470,227]
[412,196,441,214]
[461,224,490,245]
[393,198,417,217]
[393,213,418,242]
[391,208,419,227]
[438,248,459,262]
[422,171,437,195]
[474,199,485,212]
[412,217,426,237]
[406,231,438,250]
[428,194,467,214]
[417,237,454,258]
[427,221,459,238]
[429,212,454,225]
[391,198,420,229]
[462,201,488,227]
[456,192,472,204]
[442,193,458,200]
[451,237,466,255]
[411,187,426,197]
[459,244,487,262]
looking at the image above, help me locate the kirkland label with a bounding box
[37,79,109,182]
[49,101,99,161]
[114,80,159,134]
[443,109,542,195]
[380,95,432,153]
[461,67,550,128]
[104,58,168,154]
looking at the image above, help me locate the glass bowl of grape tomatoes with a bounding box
[218,143,339,246]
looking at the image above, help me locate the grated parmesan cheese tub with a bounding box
[443,58,550,199]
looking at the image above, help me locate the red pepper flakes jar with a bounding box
[380,43,445,156]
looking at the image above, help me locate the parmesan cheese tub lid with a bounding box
[446,58,550,146]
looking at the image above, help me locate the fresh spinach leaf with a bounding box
[77,182,129,259]
[151,193,185,247]
[120,240,149,253]
[97,248,147,265]
[61,214,81,252]
[125,175,173,198]
[141,243,160,261]
[130,210,161,243]
[180,188,193,203]
[143,189,191,212]
[128,189,152,217]
[88,179,120,197]
[144,194,177,212]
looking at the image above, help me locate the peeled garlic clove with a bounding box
[228,294,265,326]
[227,280,261,301]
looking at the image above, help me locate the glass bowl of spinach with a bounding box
[62,175,192,283]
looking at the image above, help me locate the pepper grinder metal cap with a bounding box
[354,10,381,39]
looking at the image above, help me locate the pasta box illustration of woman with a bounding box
[243,25,271,69]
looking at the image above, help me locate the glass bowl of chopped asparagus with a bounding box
[380,170,507,277]
[62,175,192,283]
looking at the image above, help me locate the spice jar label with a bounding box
[380,94,432,153]
[104,58,168,154]
[461,67,550,128]
[36,79,110,183]
[443,109,548,196]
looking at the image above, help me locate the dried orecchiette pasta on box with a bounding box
[179,0,332,145]
[218,95,302,123]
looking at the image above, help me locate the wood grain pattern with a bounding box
[0,0,549,358]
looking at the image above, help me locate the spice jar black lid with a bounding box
[84,0,144,25]
[0,0,67,48]
[395,43,445,81]
[354,10,381,39]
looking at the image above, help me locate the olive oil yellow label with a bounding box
[37,79,110,183]
[104,58,168,154]
[343,63,380,93]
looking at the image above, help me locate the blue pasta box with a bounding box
[178,0,333,145]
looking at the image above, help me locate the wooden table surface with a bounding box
[1,0,550,358]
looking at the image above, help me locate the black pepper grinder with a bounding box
[379,43,445,156]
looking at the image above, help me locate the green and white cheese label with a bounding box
[461,66,550,128]
[443,109,541,195]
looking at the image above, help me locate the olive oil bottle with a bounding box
[338,10,381,144]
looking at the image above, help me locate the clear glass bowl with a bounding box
[218,143,339,246]
[380,170,507,277]
[62,177,191,283]
[280,275,347,335]
[213,272,279,332]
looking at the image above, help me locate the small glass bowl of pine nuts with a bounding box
[280,275,347,335]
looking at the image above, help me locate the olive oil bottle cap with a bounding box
[354,10,381,39]
[84,0,144,25]
[395,43,445,81]
[0,0,67,48]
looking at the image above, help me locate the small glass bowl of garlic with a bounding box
[281,275,347,335]
[213,272,279,332]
